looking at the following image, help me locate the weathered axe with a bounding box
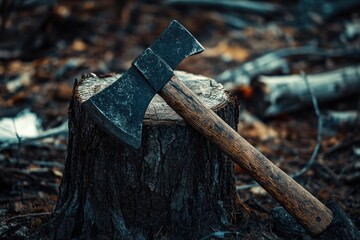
[82,20,358,238]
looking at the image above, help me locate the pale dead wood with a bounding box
[254,65,360,117]
[0,121,68,150]
[216,47,360,89]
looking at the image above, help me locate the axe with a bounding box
[82,20,358,238]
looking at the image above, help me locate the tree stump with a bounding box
[42,71,241,239]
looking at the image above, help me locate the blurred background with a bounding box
[0,0,359,238]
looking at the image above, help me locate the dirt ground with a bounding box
[0,0,359,239]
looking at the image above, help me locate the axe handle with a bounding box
[159,75,333,237]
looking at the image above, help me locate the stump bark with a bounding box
[42,71,240,239]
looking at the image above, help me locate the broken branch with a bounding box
[166,0,281,14]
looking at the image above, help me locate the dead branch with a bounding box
[253,65,360,117]
[3,212,51,223]
[165,0,282,14]
[216,47,360,89]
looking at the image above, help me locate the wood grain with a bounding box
[159,75,333,237]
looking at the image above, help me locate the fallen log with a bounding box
[252,66,360,117]
[216,46,360,89]
[37,71,245,239]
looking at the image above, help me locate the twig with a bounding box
[200,230,242,240]
[292,72,322,178]
[12,118,21,165]
[166,0,281,14]
[3,212,51,223]
[322,137,360,158]
[236,182,258,191]
[237,72,322,191]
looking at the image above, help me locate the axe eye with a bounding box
[133,48,174,92]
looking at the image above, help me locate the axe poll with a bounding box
[83,20,333,237]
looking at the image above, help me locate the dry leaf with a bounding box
[71,39,87,52]
[56,82,73,100]
[250,186,267,196]
[204,41,250,62]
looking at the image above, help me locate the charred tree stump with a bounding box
[40,71,241,239]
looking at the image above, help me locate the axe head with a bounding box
[82,20,204,148]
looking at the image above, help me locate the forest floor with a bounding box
[0,0,359,239]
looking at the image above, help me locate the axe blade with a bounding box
[82,20,204,148]
[150,20,205,69]
[83,67,156,148]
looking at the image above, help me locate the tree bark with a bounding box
[39,71,242,239]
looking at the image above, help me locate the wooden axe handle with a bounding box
[159,75,333,237]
